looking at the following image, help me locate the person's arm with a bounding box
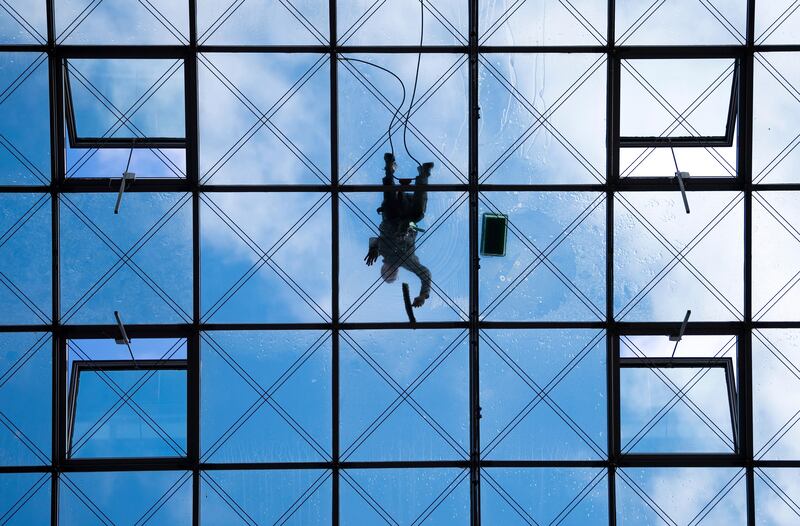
[365,237,379,265]
[400,253,431,306]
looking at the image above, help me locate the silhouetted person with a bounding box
[364,153,433,307]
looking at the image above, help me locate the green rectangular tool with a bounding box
[481,213,508,257]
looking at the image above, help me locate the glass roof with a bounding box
[1,0,799,525]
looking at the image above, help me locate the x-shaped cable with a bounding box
[620,60,737,178]
[0,193,51,324]
[200,0,327,46]
[753,330,800,460]
[67,340,186,458]
[479,55,607,184]
[480,0,605,45]
[338,0,467,46]
[340,329,469,461]
[755,1,800,44]
[617,0,744,46]
[755,468,800,521]
[619,335,737,454]
[341,468,469,526]
[0,473,50,524]
[59,192,192,324]
[66,339,186,458]
[0,333,51,464]
[752,192,800,320]
[614,192,743,321]
[201,469,331,526]
[753,53,800,184]
[617,467,745,526]
[200,331,332,462]
[200,193,331,323]
[339,55,468,185]
[478,193,606,321]
[60,470,192,526]
[482,468,607,526]
[58,0,189,44]
[0,53,49,185]
[199,54,329,185]
[66,60,186,179]
[340,330,469,460]
[339,191,469,322]
[480,330,607,460]
[0,1,46,44]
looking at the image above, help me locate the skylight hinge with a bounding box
[671,147,690,214]
[669,309,692,357]
[114,145,136,214]
[114,310,137,367]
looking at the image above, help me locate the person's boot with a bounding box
[418,161,434,179]
[384,152,396,177]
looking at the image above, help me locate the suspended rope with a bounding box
[403,0,424,168]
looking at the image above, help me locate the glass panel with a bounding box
[478,192,605,321]
[201,469,331,523]
[0,53,50,185]
[339,53,468,185]
[66,338,187,459]
[479,53,606,185]
[756,2,800,45]
[0,473,50,524]
[339,0,467,45]
[66,59,185,141]
[755,468,800,525]
[620,335,737,454]
[619,58,738,179]
[201,192,331,323]
[481,468,608,524]
[339,190,469,323]
[60,192,192,324]
[0,194,51,325]
[753,53,800,184]
[197,0,328,45]
[614,191,743,321]
[754,192,800,321]
[59,471,191,525]
[199,53,330,185]
[341,468,469,524]
[479,0,606,46]
[340,329,468,461]
[0,333,51,466]
[621,59,735,139]
[617,468,747,524]
[56,0,189,44]
[0,2,46,44]
[481,329,606,460]
[615,0,746,45]
[753,329,800,461]
[201,331,331,463]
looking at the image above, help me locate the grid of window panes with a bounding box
[2,0,800,524]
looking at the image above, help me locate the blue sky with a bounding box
[2,0,800,524]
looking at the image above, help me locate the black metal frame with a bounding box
[618,355,740,454]
[63,59,187,150]
[65,358,189,459]
[618,57,740,149]
[0,0,799,524]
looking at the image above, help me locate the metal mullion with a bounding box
[743,1,756,524]
[47,0,63,517]
[468,0,479,520]
[330,0,339,524]
[607,1,619,519]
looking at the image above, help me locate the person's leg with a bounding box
[410,162,433,221]
[381,153,399,218]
